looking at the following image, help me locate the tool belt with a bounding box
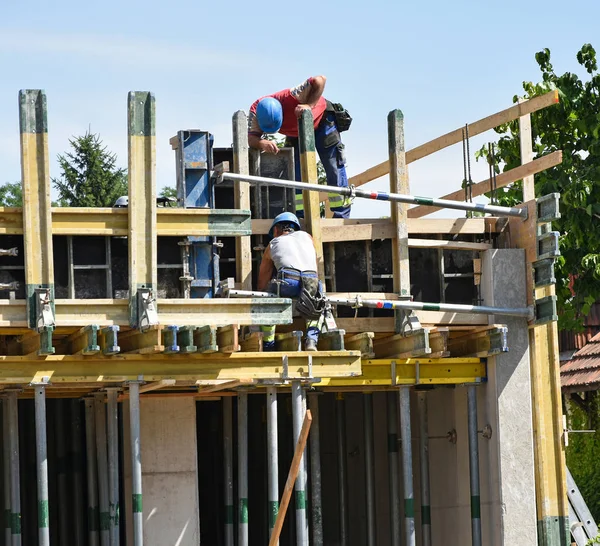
[276,268,326,320]
[325,100,352,132]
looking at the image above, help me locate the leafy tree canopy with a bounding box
[53,132,127,207]
[480,44,600,330]
[0,182,22,207]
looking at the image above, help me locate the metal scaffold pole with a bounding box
[106,389,120,546]
[238,392,249,546]
[387,392,401,546]
[364,393,377,546]
[34,384,50,546]
[467,386,482,546]
[129,381,143,546]
[71,399,85,546]
[220,171,529,219]
[223,397,234,546]
[266,387,279,542]
[7,391,21,546]
[3,398,11,546]
[85,399,100,546]
[399,387,415,546]
[95,394,110,546]
[417,392,432,546]
[291,381,309,546]
[308,392,323,546]
[336,393,348,546]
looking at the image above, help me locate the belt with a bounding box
[277,268,317,281]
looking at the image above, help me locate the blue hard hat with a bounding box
[256,97,283,134]
[269,212,301,237]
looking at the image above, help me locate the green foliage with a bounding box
[52,132,128,207]
[587,535,600,545]
[480,44,600,330]
[567,393,600,525]
[159,186,177,200]
[0,182,22,207]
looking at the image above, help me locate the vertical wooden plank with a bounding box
[388,110,410,297]
[128,92,157,327]
[298,110,324,279]
[19,89,55,329]
[232,111,253,290]
[518,98,535,202]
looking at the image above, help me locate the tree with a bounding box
[0,182,22,207]
[52,132,127,207]
[159,186,177,200]
[480,44,600,331]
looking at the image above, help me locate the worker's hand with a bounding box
[295,104,312,118]
[259,139,279,154]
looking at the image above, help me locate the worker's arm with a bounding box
[295,75,327,118]
[257,245,275,291]
[248,133,279,154]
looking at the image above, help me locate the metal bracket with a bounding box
[537,231,560,261]
[390,360,397,386]
[216,277,236,298]
[535,295,559,325]
[281,355,289,383]
[30,375,51,387]
[35,287,55,330]
[137,288,158,331]
[397,296,422,335]
[533,258,556,288]
[537,193,561,224]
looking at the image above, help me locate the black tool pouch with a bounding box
[326,100,352,132]
[295,274,326,320]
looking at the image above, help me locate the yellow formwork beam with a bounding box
[0,351,361,384]
[320,358,485,387]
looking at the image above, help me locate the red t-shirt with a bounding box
[248,77,327,138]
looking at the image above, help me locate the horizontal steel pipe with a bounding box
[220,172,528,219]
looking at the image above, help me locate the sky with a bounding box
[1,0,599,219]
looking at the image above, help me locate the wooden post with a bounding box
[232,111,253,290]
[19,90,55,352]
[519,98,536,202]
[388,110,412,335]
[298,110,324,279]
[127,91,157,327]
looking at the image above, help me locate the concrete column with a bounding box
[123,397,200,545]
[481,249,537,544]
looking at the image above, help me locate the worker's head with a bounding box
[114,196,128,208]
[256,97,283,134]
[269,212,301,238]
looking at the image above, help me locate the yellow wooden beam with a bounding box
[232,111,253,290]
[320,357,485,387]
[0,351,361,383]
[299,109,324,279]
[128,91,157,327]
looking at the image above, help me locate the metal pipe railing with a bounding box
[219,171,528,219]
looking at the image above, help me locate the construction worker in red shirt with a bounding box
[248,76,352,219]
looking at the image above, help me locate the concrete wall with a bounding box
[123,397,200,546]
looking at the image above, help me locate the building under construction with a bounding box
[0,89,569,546]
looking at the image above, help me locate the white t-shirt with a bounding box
[269,231,317,272]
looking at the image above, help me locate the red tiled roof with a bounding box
[561,331,600,390]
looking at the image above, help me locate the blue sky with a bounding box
[1,0,598,218]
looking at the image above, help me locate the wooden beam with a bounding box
[388,110,410,306]
[118,325,163,354]
[299,110,324,279]
[0,352,361,383]
[128,91,157,328]
[275,331,302,352]
[240,331,263,352]
[19,90,55,333]
[269,410,313,546]
[447,326,508,357]
[344,332,375,358]
[197,379,256,394]
[232,111,253,290]
[407,151,562,218]
[519,98,536,202]
[6,331,41,356]
[216,325,240,353]
[139,379,176,393]
[407,239,492,251]
[57,325,101,356]
[194,325,218,353]
[318,330,345,351]
[349,90,560,188]
[373,330,431,359]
